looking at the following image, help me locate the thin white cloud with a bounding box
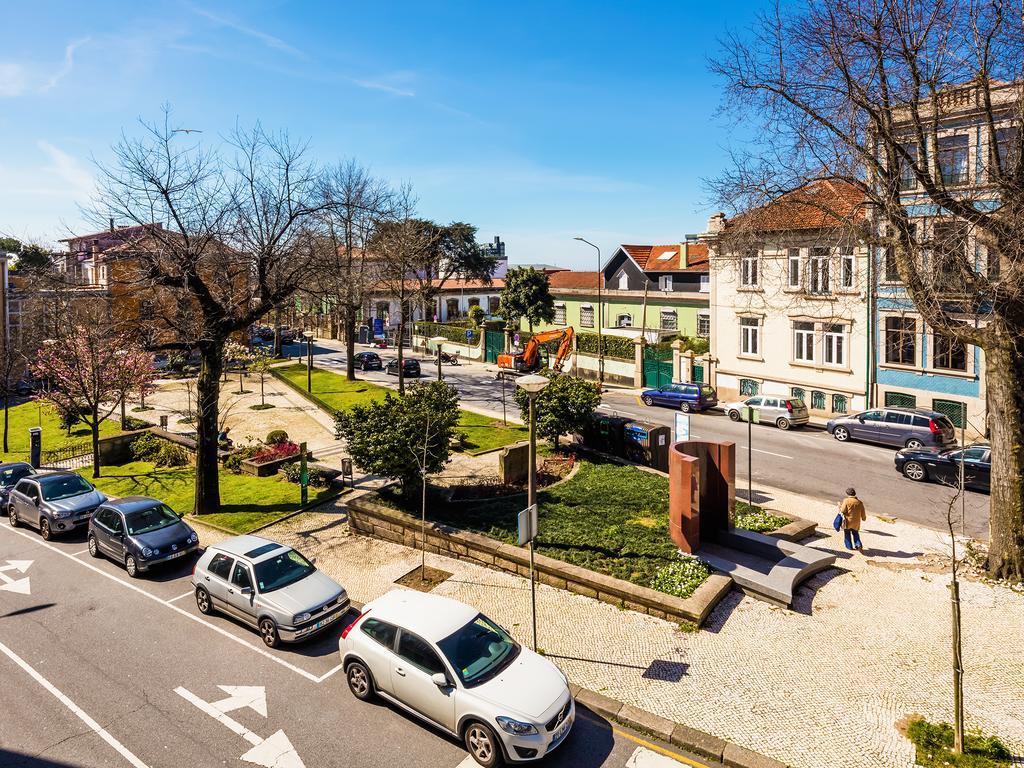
[40,38,89,92]
[352,79,415,97]
[0,38,88,97]
[36,141,94,199]
[190,6,306,59]
[0,63,27,97]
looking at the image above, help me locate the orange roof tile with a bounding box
[548,271,604,289]
[726,179,866,233]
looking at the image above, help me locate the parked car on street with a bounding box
[895,443,991,492]
[724,396,809,430]
[87,497,199,577]
[7,472,107,540]
[640,382,718,413]
[280,328,298,344]
[354,351,383,371]
[386,358,421,377]
[192,535,350,648]
[0,462,35,510]
[827,407,957,449]
[340,590,574,767]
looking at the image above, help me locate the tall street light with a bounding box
[573,237,603,388]
[429,336,447,382]
[516,373,549,651]
[303,330,314,392]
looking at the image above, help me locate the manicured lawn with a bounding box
[2,401,120,460]
[458,411,529,454]
[274,364,390,412]
[82,460,332,534]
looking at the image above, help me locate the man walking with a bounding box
[840,487,866,551]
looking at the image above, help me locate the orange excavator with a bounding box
[496,327,575,379]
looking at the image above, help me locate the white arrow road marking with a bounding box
[626,746,687,766]
[175,687,305,768]
[212,685,267,717]
[0,559,33,594]
[0,639,150,768]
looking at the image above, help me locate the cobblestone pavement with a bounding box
[188,485,1024,768]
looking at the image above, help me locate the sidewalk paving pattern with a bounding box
[203,485,1024,768]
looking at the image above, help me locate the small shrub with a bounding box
[650,554,711,599]
[123,416,150,431]
[905,717,1012,768]
[280,461,331,488]
[734,506,791,533]
[265,429,289,445]
[224,444,261,474]
[252,441,300,464]
[130,432,163,462]
[154,442,190,468]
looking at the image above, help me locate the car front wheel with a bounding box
[464,721,504,768]
[125,555,139,578]
[8,505,18,528]
[88,535,100,558]
[346,661,375,701]
[40,518,52,541]
[833,426,850,442]
[195,586,213,615]
[903,461,927,482]
[641,395,654,406]
[259,618,280,648]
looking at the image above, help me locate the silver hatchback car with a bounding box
[723,396,810,430]
[192,535,350,648]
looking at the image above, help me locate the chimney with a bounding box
[109,217,115,233]
[706,212,726,234]
[680,242,689,269]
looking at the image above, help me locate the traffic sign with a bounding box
[517,503,538,546]
[465,329,473,340]
[674,412,690,442]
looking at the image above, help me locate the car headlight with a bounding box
[496,716,538,736]
[142,547,154,557]
[188,531,198,544]
[53,509,71,519]
[293,612,311,624]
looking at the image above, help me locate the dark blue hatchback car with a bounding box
[87,496,199,578]
[640,382,718,413]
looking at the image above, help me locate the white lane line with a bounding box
[0,525,320,683]
[743,446,793,459]
[72,549,89,556]
[0,638,151,768]
[174,686,261,746]
[626,746,685,766]
[167,591,195,604]
[314,661,345,684]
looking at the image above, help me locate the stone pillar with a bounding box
[633,337,644,388]
[671,339,683,383]
[682,350,694,384]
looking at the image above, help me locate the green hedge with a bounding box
[576,332,634,360]
[414,322,480,345]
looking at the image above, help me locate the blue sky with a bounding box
[0,1,764,269]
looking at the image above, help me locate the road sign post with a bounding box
[517,502,539,650]
[741,407,759,507]
[299,442,308,506]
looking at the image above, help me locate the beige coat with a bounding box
[840,496,866,531]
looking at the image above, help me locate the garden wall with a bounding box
[347,494,732,626]
[573,353,638,386]
[411,333,482,361]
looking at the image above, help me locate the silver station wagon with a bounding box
[192,535,350,648]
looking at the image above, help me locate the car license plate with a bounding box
[167,550,188,559]
[313,612,341,631]
[552,715,572,744]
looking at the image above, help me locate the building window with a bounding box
[839,247,855,289]
[740,253,759,287]
[883,246,900,283]
[467,296,480,309]
[616,313,632,327]
[823,323,847,367]
[932,331,967,372]
[899,143,918,190]
[808,248,830,294]
[660,309,677,331]
[488,296,500,314]
[445,298,459,319]
[811,390,826,410]
[787,248,801,289]
[885,391,917,408]
[376,302,389,321]
[933,399,966,429]
[617,272,628,290]
[553,303,566,325]
[987,245,1001,280]
[793,321,815,363]
[740,317,760,356]
[699,275,710,293]
[884,316,917,365]
[933,221,970,294]
[832,394,848,413]
[991,126,1020,179]
[697,312,710,338]
[580,305,594,328]
[938,134,970,186]
[740,378,759,396]
[791,387,805,402]
[659,275,673,291]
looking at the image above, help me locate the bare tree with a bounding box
[711,1,1024,580]
[91,112,324,513]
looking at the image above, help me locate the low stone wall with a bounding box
[240,450,309,478]
[96,430,149,465]
[347,494,732,626]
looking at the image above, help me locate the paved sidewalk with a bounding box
[200,485,1024,768]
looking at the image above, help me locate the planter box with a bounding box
[240,450,308,477]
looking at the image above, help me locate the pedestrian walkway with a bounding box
[226,483,1024,768]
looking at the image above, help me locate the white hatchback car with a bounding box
[339,590,574,766]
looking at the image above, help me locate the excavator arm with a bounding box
[497,327,574,376]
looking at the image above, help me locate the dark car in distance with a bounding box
[0,462,35,509]
[385,358,420,377]
[640,382,718,413]
[895,443,991,493]
[353,351,383,371]
[88,497,200,577]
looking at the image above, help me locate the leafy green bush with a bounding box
[224,444,261,474]
[414,322,479,345]
[735,506,791,533]
[468,305,486,326]
[154,442,190,468]
[511,372,601,448]
[130,432,163,462]
[650,554,711,599]
[123,416,151,431]
[905,718,1012,768]
[576,332,634,360]
[280,461,332,488]
[265,429,289,445]
[681,335,710,355]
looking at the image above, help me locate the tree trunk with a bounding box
[344,306,357,382]
[194,339,225,515]
[90,411,101,479]
[397,315,406,395]
[984,335,1024,581]
[120,397,127,430]
[3,392,9,454]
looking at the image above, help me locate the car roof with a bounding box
[0,461,33,470]
[210,535,288,562]
[104,496,165,514]
[37,471,88,483]
[364,589,479,641]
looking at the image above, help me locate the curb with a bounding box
[571,684,788,768]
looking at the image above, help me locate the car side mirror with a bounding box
[857,417,865,423]
[34,497,40,506]
[431,673,450,688]
[241,586,253,596]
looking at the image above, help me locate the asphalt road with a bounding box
[302,340,990,542]
[0,521,717,768]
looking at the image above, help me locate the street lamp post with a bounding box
[303,331,314,393]
[429,336,447,382]
[516,373,549,651]
[574,237,603,388]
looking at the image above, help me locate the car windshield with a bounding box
[40,475,93,501]
[125,503,180,536]
[253,549,316,592]
[437,613,520,687]
[0,465,32,488]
